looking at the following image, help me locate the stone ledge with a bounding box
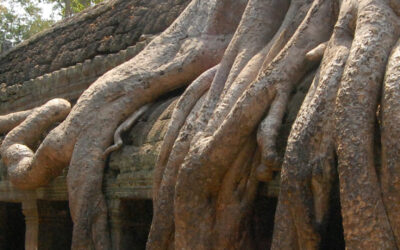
[0,37,152,114]
[0,0,190,86]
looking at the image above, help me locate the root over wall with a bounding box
[2,0,400,249]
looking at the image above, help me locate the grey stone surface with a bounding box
[0,0,190,86]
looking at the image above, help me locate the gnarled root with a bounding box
[255,68,319,183]
[1,0,247,248]
[63,0,247,248]
[334,1,400,248]
[103,104,151,158]
[271,3,353,248]
[4,0,400,249]
[0,98,71,189]
[153,64,218,200]
[148,0,337,249]
[381,38,400,246]
[148,0,293,248]
[0,109,32,135]
[273,0,400,249]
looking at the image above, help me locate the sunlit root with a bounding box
[4,0,400,249]
[103,104,151,158]
[0,98,71,189]
[306,42,328,61]
[148,93,207,249]
[63,0,248,248]
[204,0,312,135]
[172,1,336,249]
[334,1,400,248]
[153,65,218,199]
[381,38,400,246]
[0,109,33,135]
[271,2,354,248]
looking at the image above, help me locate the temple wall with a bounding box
[0,0,190,86]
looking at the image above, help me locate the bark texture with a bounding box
[1,0,400,249]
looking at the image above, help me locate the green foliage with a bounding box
[0,0,55,51]
[0,0,104,52]
[69,0,101,16]
[46,0,104,18]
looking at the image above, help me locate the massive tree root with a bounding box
[1,0,247,248]
[149,0,336,248]
[2,0,400,249]
[1,99,71,189]
[273,0,400,249]
[381,38,400,246]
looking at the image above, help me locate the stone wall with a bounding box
[0,0,190,86]
[0,38,150,114]
[106,96,178,200]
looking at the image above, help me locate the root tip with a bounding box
[306,42,327,62]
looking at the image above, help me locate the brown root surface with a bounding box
[381,39,400,247]
[2,0,247,248]
[150,0,336,249]
[3,0,400,249]
[1,99,71,189]
[271,3,353,247]
[0,109,32,135]
[65,0,246,248]
[273,0,400,249]
[335,1,400,248]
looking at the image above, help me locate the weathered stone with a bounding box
[0,0,190,86]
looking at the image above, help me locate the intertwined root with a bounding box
[335,1,400,248]
[381,38,400,246]
[150,0,337,249]
[0,99,71,189]
[273,0,400,249]
[152,0,400,248]
[2,0,400,249]
[2,0,247,248]
[0,109,32,135]
[272,7,353,248]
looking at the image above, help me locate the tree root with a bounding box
[148,92,208,249]
[334,1,400,248]
[1,1,247,248]
[381,38,400,247]
[0,99,71,189]
[270,20,352,247]
[171,1,336,248]
[256,91,289,182]
[102,104,150,159]
[0,109,32,135]
[272,0,400,249]
[63,0,247,248]
[153,64,218,200]
[204,0,313,135]
[3,0,400,249]
[305,42,328,61]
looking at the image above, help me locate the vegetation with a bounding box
[0,0,103,52]
[0,0,53,50]
[49,0,104,18]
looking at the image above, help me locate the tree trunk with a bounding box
[2,0,400,249]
